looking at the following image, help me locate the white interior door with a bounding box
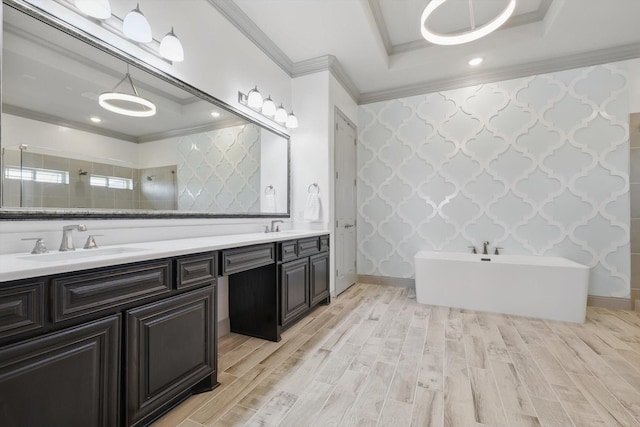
[334,111,357,295]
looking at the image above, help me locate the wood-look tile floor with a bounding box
[153,283,640,427]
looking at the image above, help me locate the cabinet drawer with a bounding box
[279,240,298,262]
[222,243,275,275]
[0,281,45,341]
[320,235,330,252]
[297,237,320,257]
[176,253,217,290]
[52,261,172,323]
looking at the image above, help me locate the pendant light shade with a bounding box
[75,0,111,19]
[274,104,288,124]
[261,96,276,117]
[160,27,184,62]
[123,3,152,43]
[285,112,298,129]
[421,0,516,45]
[99,71,156,117]
[247,86,263,109]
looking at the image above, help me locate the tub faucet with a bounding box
[482,241,490,255]
[60,224,87,251]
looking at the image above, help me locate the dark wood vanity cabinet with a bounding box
[126,285,216,427]
[0,314,120,427]
[279,235,330,329]
[0,251,219,427]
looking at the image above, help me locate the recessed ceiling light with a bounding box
[468,57,484,66]
[90,117,102,123]
[211,111,221,118]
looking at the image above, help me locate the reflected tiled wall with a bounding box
[176,124,261,213]
[631,113,640,309]
[1,150,176,210]
[358,62,631,298]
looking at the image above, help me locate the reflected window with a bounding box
[90,175,133,190]
[4,166,69,184]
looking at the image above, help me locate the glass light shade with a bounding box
[75,0,111,19]
[421,0,516,45]
[123,4,152,43]
[274,104,288,124]
[261,96,276,117]
[99,92,156,117]
[160,28,184,62]
[247,86,263,109]
[285,112,298,129]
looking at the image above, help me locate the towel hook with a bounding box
[264,185,275,195]
[308,183,319,194]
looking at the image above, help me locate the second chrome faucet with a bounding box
[59,224,87,251]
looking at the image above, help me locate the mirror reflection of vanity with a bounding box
[1,0,290,218]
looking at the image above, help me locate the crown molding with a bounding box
[291,55,361,103]
[206,0,293,75]
[359,42,640,104]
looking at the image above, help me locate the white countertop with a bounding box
[0,230,329,282]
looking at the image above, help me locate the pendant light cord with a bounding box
[109,65,140,96]
[468,0,476,29]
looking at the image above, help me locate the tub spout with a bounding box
[482,241,490,255]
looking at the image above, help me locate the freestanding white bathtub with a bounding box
[414,251,590,323]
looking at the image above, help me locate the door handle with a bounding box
[343,224,354,229]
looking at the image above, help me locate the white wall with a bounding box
[358,60,634,298]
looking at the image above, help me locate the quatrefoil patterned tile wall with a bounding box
[358,62,632,297]
[177,124,261,213]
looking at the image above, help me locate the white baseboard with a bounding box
[218,317,230,338]
[357,274,415,288]
[586,295,631,310]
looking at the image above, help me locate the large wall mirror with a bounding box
[0,0,290,219]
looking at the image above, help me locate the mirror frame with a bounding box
[0,0,291,220]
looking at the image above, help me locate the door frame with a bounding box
[332,107,358,296]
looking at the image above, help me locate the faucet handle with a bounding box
[467,246,477,254]
[265,226,270,233]
[22,238,49,254]
[83,235,104,249]
[494,247,503,255]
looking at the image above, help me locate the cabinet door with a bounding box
[310,252,330,306]
[126,285,216,427]
[0,315,120,427]
[280,258,309,326]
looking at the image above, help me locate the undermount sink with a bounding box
[18,246,147,262]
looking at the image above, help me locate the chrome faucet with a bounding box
[468,246,477,254]
[482,241,490,255]
[60,224,87,251]
[270,220,284,232]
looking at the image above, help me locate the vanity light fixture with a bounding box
[99,70,156,117]
[421,0,516,45]
[285,111,298,129]
[123,3,152,43]
[246,86,264,109]
[239,87,299,129]
[74,0,111,19]
[159,27,184,62]
[468,57,484,66]
[274,104,288,124]
[261,96,276,117]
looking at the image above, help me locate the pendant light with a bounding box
[274,104,288,124]
[75,0,111,19]
[99,68,156,117]
[285,111,298,129]
[123,3,152,43]
[261,96,276,117]
[247,86,264,109]
[160,27,184,62]
[421,0,516,45]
